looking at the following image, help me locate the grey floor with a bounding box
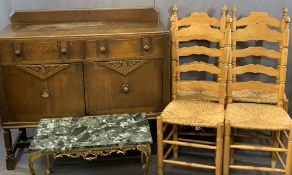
[0,129,285,175]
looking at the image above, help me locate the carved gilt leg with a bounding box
[137,145,151,175]
[4,129,15,170]
[157,116,164,175]
[223,121,231,175]
[28,151,43,175]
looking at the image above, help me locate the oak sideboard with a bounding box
[0,8,170,169]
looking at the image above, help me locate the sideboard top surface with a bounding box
[0,8,168,39]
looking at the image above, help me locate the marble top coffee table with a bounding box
[28,113,152,175]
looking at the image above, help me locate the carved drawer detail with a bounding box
[16,64,69,80]
[99,60,146,75]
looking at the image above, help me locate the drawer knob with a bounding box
[100,46,106,53]
[60,48,67,54]
[121,85,130,93]
[144,45,150,51]
[41,90,50,98]
[14,50,21,56]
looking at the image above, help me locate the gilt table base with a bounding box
[27,113,152,175]
[28,144,151,175]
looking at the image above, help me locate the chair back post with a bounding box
[278,8,290,107]
[227,6,236,104]
[220,5,227,33]
[218,5,227,84]
[171,4,179,101]
[231,6,237,83]
[226,15,233,104]
[220,16,231,105]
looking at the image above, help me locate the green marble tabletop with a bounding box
[29,113,152,152]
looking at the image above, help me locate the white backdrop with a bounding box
[0,0,11,30]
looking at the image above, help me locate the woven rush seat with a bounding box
[226,103,291,130]
[161,100,225,128]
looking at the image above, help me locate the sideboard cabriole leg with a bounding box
[4,129,15,170]
[137,145,151,175]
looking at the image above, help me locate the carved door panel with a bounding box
[85,60,163,114]
[3,63,85,122]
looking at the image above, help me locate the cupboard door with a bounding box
[3,63,85,122]
[85,60,163,114]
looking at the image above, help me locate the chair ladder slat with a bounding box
[233,47,280,59]
[177,61,221,74]
[233,23,282,42]
[233,64,278,76]
[236,12,281,27]
[178,46,221,57]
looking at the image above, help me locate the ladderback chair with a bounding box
[157,5,230,175]
[223,7,292,175]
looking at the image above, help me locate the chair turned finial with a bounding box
[226,15,232,23]
[226,15,232,46]
[231,6,237,18]
[172,4,178,16]
[221,5,227,16]
[283,7,288,17]
[171,4,178,23]
[283,7,290,23]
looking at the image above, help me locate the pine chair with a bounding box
[157,5,230,175]
[223,7,292,175]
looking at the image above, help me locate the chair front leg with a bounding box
[230,128,236,164]
[157,116,164,175]
[215,123,224,175]
[173,125,178,160]
[223,121,231,175]
[272,131,280,168]
[285,124,292,175]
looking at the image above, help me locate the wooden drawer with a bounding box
[2,63,85,122]
[85,60,163,114]
[0,40,84,62]
[86,37,164,60]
